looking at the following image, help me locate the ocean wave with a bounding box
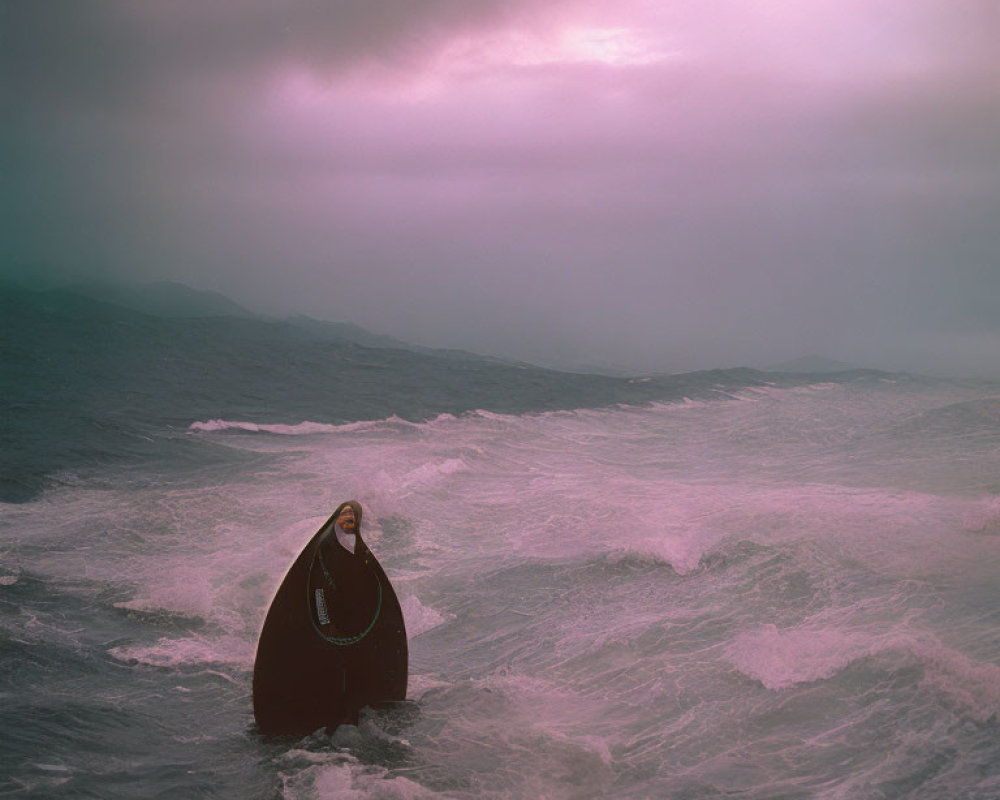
[726,623,887,690]
[400,595,450,638]
[108,634,254,669]
[612,536,717,576]
[188,416,416,435]
[278,749,437,800]
[962,497,1000,535]
[0,570,20,587]
[402,458,467,488]
[186,384,817,441]
[726,623,1000,720]
[185,381,862,442]
[893,397,1000,439]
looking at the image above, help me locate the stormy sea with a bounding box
[3,284,1000,800]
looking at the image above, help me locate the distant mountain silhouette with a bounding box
[3,276,885,377]
[66,280,257,318]
[24,278,508,362]
[767,355,863,373]
[286,315,511,363]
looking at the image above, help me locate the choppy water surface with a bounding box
[3,377,1000,799]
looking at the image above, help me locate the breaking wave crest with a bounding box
[726,623,1000,720]
[188,417,417,435]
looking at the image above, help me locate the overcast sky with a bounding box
[4,0,1000,375]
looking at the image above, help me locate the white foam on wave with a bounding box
[610,495,732,574]
[183,389,728,443]
[22,385,1000,614]
[113,563,224,622]
[279,749,438,800]
[188,416,415,435]
[401,458,467,489]
[109,634,255,669]
[616,536,717,575]
[433,671,618,795]
[790,382,842,393]
[914,635,1000,721]
[400,595,449,639]
[962,496,1000,535]
[726,622,1000,720]
[235,388,995,582]
[726,623,885,690]
[594,479,962,577]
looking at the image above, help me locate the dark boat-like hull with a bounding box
[252,513,407,737]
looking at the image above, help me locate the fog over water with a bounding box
[5,0,1000,375]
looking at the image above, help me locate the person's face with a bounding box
[336,506,357,532]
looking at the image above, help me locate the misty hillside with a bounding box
[65,280,259,319]
[768,355,864,373]
[14,277,513,362]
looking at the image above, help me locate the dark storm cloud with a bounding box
[4,0,1000,375]
[4,0,542,115]
[3,0,545,270]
